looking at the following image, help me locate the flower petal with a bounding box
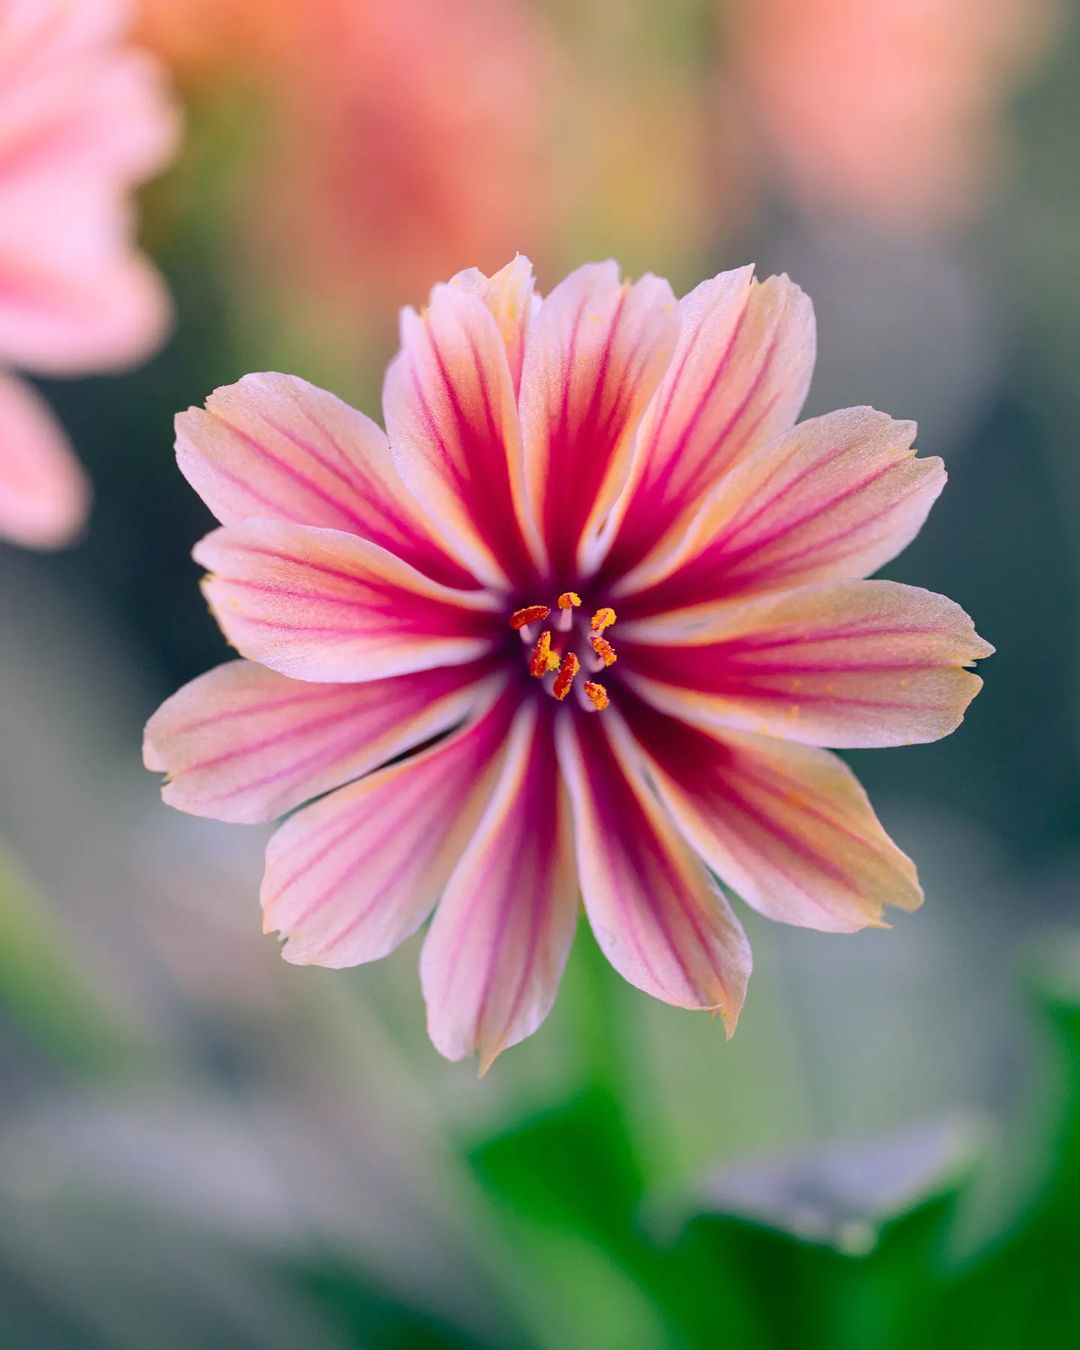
[195,518,498,683]
[556,709,751,1031]
[175,372,468,586]
[143,657,500,825]
[0,370,88,548]
[518,261,678,576]
[449,255,536,394]
[421,702,578,1072]
[383,277,537,587]
[602,268,815,577]
[623,579,992,748]
[624,693,922,933]
[615,407,945,608]
[262,695,513,969]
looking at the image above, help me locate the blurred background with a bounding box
[1,1,1078,1345]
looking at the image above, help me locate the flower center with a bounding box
[508,593,616,711]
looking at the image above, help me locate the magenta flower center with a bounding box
[509,593,617,711]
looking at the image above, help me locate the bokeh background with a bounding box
[2,1,1078,1345]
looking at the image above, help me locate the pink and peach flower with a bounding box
[0,0,179,548]
[145,256,991,1070]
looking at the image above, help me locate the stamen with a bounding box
[591,607,616,634]
[582,681,609,711]
[552,652,580,701]
[510,604,551,630]
[529,630,554,678]
[590,635,617,667]
[556,591,581,632]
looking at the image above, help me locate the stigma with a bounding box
[508,596,618,711]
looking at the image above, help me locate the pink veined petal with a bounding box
[195,518,499,683]
[262,693,514,969]
[421,700,578,1073]
[175,373,471,587]
[614,407,945,610]
[622,578,993,749]
[600,267,815,580]
[143,657,502,825]
[518,260,678,577]
[448,254,536,395]
[0,369,88,547]
[556,708,751,1032]
[624,691,922,933]
[383,275,538,588]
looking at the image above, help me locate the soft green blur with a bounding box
[2,2,1078,1346]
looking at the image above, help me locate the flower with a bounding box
[0,0,179,548]
[144,257,991,1070]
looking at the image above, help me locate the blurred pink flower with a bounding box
[145,257,990,1070]
[734,0,1056,228]
[0,0,178,548]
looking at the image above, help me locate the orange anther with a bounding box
[591,607,616,633]
[510,604,551,630]
[552,652,580,701]
[590,635,617,667]
[557,591,581,610]
[583,681,609,711]
[529,630,554,678]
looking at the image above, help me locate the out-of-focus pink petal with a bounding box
[421,701,578,1072]
[195,519,499,683]
[143,657,501,825]
[262,694,513,969]
[601,268,815,578]
[625,692,922,933]
[0,369,87,547]
[623,579,992,748]
[449,255,536,394]
[616,407,945,609]
[518,261,678,576]
[175,373,470,587]
[383,278,537,588]
[556,708,751,1031]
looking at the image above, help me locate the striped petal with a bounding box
[262,696,513,969]
[449,255,536,394]
[623,579,992,748]
[421,702,578,1072]
[383,276,537,588]
[556,709,751,1031]
[143,658,500,824]
[0,370,87,548]
[602,268,815,578]
[615,407,945,609]
[625,693,922,933]
[518,261,678,576]
[176,373,469,587]
[195,518,498,683]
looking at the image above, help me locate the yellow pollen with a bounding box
[510,604,550,630]
[529,630,554,678]
[591,607,616,634]
[552,652,580,701]
[583,681,609,711]
[590,635,617,667]
[557,591,581,610]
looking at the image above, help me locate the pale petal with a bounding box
[0,370,88,548]
[449,255,536,393]
[518,261,678,575]
[421,702,578,1072]
[195,519,498,683]
[556,710,751,1031]
[143,658,500,825]
[603,269,815,576]
[623,579,993,748]
[615,407,945,608]
[625,692,922,933]
[383,280,536,587]
[262,696,513,968]
[175,373,467,585]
